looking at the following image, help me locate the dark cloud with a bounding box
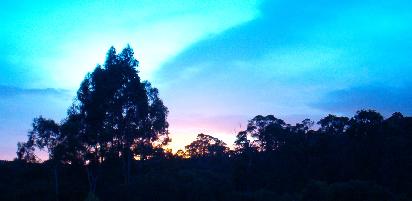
[312,85,412,115]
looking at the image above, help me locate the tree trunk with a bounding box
[123,147,131,185]
[53,165,59,201]
[86,165,98,194]
[127,150,131,184]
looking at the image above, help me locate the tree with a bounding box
[16,112,88,199]
[318,114,349,135]
[136,81,170,159]
[384,112,405,135]
[246,115,288,151]
[17,116,64,200]
[292,119,314,134]
[74,45,169,185]
[57,112,86,165]
[234,131,252,154]
[351,109,383,126]
[347,109,383,137]
[185,133,229,157]
[16,141,36,163]
[17,45,170,195]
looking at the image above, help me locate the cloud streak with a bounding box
[0,85,72,98]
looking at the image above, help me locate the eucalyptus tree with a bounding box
[74,45,169,185]
[17,45,170,193]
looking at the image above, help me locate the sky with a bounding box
[1,0,412,160]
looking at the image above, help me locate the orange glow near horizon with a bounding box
[165,115,244,153]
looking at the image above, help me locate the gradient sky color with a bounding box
[1,0,412,160]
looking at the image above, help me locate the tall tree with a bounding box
[17,45,169,194]
[74,45,169,185]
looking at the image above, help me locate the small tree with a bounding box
[17,116,64,200]
[234,131,251,154]
[292,119,314,134]
[16,141,36,162]
[185,133,229,158]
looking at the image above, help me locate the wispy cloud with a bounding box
[0,85,72,98]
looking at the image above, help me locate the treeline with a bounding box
[2,46,412,201]
[2,110,412,201]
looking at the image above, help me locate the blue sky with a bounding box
[1,0,412,160]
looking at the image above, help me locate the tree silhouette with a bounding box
[16,141,36,163]
[291,118,314,134]
[234,131,252,154]
[16,45,169,197]
[246,115,288,151]
[347,109,383,137]
[318,114,349,135]
[185,133,229,157]
[72,45,170,186]
[17,116,65,200]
